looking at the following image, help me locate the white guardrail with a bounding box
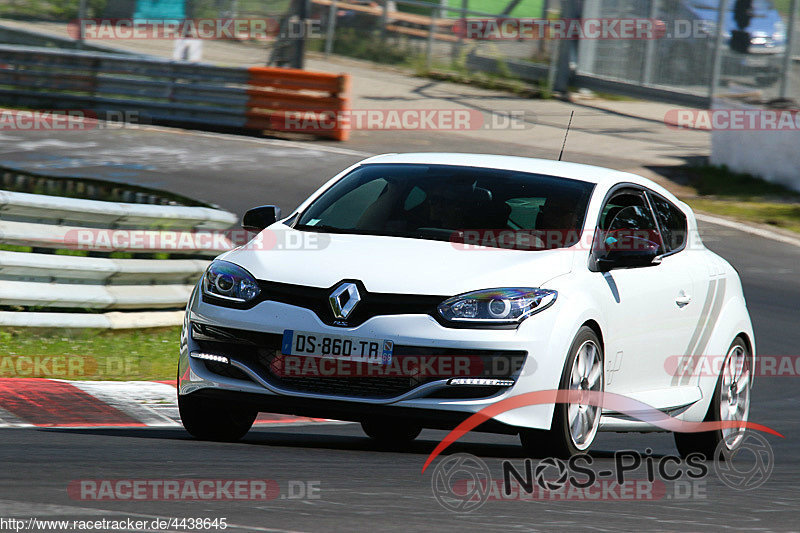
[0,186,238,328]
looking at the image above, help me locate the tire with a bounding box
[361,419,421,446]
[674,337,751,459]
[520,326,604,459]
[179,394,257,442]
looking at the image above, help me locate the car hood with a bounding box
[220,227,575,296]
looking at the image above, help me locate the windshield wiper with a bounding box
[294,224,356,234]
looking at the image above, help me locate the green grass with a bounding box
[422,68,544,97]
[307,29,419,65]
[400,0,545,18]
[685,164,800,199]
[0,327,180,381]
[680,164,800,233]
[687,198,800,233]
[447,0,544,18]
[773,0,792,15]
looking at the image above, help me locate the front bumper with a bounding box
[179,286,569,431]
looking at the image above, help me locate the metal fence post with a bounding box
[553,0,576,93]
[381,0,389,42]
[779,0,799,98]
[708,0,730,102]
[293,0,311,69]
[325,0,337,56]
[452,0,468,61]
[426,2,441,70]
[77,0,87,48]
[642,0,660,85]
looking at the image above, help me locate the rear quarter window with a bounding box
[650,194,688,253]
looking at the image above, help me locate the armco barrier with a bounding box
[245,66,350,141]
[0,180,238,328]
[0,45,351,140]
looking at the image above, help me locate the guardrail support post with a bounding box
[380,0,389,42]
[779,0,799,98]
[77,0,87,48]
[641,0,660,85]
[325,0,337,56]
[552,0,577,93]
[426,6,438,70]
[708,0,730,101]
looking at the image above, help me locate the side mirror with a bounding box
[595,234,660,272]
[242,205,281,232]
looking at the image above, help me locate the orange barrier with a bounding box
[384,24,460,43]
[312,0,454,29]
[245,67,351,141]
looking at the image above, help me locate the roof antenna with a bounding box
[558,111,574,162]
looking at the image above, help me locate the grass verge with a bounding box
[680,165,800,234]
[0,327,180,381]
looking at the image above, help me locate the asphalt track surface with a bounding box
[1,128,799,532]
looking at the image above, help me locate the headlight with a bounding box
[437,288,557,326]
[202,260,260,303]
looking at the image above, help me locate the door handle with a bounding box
[675,292,692,307]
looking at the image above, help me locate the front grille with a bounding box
[191,323,525,399]
[257,279,446,327]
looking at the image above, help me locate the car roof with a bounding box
[360,153,672,196]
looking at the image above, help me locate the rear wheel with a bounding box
[674,337,751,458]
[520,327,604,458]
[361,419,421,446]
[179,394,257,442]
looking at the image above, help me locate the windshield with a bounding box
[294,163,594,250]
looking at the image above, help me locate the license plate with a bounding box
[281,330,393,364]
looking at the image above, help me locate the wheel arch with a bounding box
[677,293,754,423]
[581,319,604,355]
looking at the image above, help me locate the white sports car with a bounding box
[178,153,754,458]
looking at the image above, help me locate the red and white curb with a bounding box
[0,378,339,429]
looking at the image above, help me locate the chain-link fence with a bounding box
[0,0,798,105]
[575,0,799,102]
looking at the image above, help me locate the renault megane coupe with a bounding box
[178,153,754,458]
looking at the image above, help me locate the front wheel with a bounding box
[520,326,604,458]
[179,394,257,442]
[674,337,752,458]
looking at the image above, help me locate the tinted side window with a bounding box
[600,192,655,230]
[650,194,687,253]
[598,191,664,253]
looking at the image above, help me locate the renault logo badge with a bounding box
[329,282,360,319]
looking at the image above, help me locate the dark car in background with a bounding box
[661,0,786,86]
